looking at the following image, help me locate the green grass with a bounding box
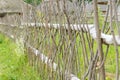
[0,34,41,80]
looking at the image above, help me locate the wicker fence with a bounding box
[0,0,120,80]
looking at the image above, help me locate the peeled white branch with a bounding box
[21,23,120,46]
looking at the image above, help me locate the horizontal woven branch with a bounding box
[21,23,120,46]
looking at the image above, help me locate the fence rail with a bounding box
[1,23,120,45]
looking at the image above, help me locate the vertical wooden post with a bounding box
[93,0,105,80]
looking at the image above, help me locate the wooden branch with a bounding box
[110,0,119,79]
[93,0,105,79]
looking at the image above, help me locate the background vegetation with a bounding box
[24,0,41,5]
[24,0,92,5]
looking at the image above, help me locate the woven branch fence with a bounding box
[0,0,120,80]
